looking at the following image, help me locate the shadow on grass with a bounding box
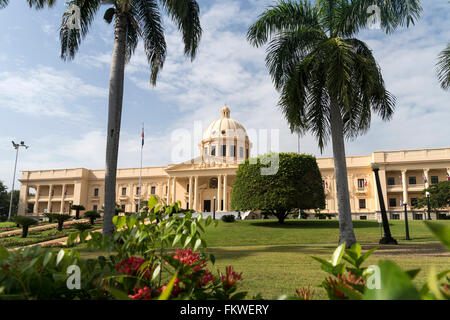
[249,220,384,229]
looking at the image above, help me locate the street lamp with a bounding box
[426,191,432,220]
[8,141,29,221]
[213,196,216,220]
[403,201,411,240]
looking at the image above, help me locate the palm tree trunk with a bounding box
[329,99,357,248]
[103,12,128,237]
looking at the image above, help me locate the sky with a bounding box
[0,0,449,191]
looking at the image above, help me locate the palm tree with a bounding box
[1,1,202,237]
[247,0,421,247]
[437,44,450,90]
[59,0,201,236]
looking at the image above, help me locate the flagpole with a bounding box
[137,123,144,213]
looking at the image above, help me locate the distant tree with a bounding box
[49,213,71,232]
[70,204,85,220]
[84,210,101,225]
[414,181,450,215]
[231,153,325,224]
[14,216,38,238]
[0,181,9,221]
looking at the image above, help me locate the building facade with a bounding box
[17,107,450,220]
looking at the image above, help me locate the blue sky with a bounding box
[0,0,449,190]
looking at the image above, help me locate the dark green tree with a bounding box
[247,0,421,246]
[84,210,101,225]
[414,181,450,217]
[49,213,72,231]
[0,181,9,221]
[14,216,38,238]
[70,204,85,220]
[230,153,325,224]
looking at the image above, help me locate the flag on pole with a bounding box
[422,173,427,183]
[364,179,368,187]
[141,125,144,147]
[447,172,450,181]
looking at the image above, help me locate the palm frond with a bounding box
[0,0,9,9]
[26,0,56,9]
[247,0,321,47]
[437,43,450,90]
[60,0,102,61]
[135,0,166,85]
[159,0,202,60]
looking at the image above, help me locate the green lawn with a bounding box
[75,219,450,300]
[203,219,450,246]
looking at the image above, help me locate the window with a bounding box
[187,202,189,210]
[391,214,400,220]
[230,145,236,157]
[222,145,227,156]
[93,205,98,212]
[187,184,190,192]
[246,148,249,159]
[413,213,423,220]
[389,198,397,207]
[136,187,140,195]
[94,188,99,197]
[431,176,439,184]
[121,205,126,212]
[357,179,365,189]
[411,198,418,206]
[211,146,216,156]
[387,177,395,185]
[121,187,127,196]
[360,216,367,220]
[239,147,244,158]
[151,186,156,195]
[359,199,366,209]
[135,204,139,213]
[408,176,417,185]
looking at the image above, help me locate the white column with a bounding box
[217,175,222,212]
[172,177,177,204]
[167,177,171,203]
[189,176,193,210]
[194,176,198,211]
[48,185,53,213]
[60,184,66,213]
[223,174,227,212]
[34,185,40,214]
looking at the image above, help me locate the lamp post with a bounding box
[8,141,29,221]
[403,201,411,240]
[426,192,432,220]
[213,196,216,220]
[372,165,398,245]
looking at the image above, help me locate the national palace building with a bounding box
[17,106,450,220]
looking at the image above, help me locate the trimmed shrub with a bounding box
[221,214,236,223]
[49,214,71,231]
[70,205,86,220]
[14,216,38,238]
[72,222,92,233]
[84,210,101,225]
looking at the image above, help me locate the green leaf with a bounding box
[152,264,161,281]
[193,238,202,252]
[67,232,78,246]
[108,287,131,300]
[0,246,9,260]
[56,249,65,266]
[363,260,421,300]
[331,244,345,266]
[113,216,126,230]
[43,251,52,267]
[172,234,181,247]
[184,236,192,248]
[405,269,421,280]
[424,221,450,250]
[190,223,197,237]
[148,196,159,212]
[205,215,212,226]
[158,272,178,300]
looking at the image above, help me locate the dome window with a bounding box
[221,130,226,135]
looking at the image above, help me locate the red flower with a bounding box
[116,257,151,278]
[219,266,243,289]
[129,286,153,300]
[173,248,207,272]
[198,270,215,287]
[295,285,315,300]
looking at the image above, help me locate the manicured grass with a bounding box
[203,219,450,247]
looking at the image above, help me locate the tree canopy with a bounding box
[414,181,450,213]
[230,152,325,223]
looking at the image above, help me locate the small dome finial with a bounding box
[221,106,230,118]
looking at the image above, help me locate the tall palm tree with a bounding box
[437,44,450,90]
[0,0,55,9]
[247,0,421,247]
[58,0,201,236]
